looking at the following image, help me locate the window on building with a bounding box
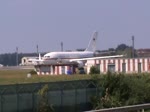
[96,64,100,73]
[23,59,26,63]
[138,63,141,73]
[61,66,65,74]
[122,63,126,73]
[108,64,115,73]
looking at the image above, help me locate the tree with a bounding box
[116,44,129,51]
[108,48,115,51]
[89,66,100,74]
[37,85,54,112]
[76,48,85,51]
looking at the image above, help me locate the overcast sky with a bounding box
[0,0,150,53]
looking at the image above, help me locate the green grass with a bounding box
[0,69,91,85]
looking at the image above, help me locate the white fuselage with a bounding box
[42,51,94,64]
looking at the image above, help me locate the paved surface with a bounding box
[0,66,34,70]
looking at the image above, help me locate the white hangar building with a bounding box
[21,57,38,66]
[86,57,150,74]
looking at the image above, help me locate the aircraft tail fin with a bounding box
[85,31,98,52]
[39,53,42,61]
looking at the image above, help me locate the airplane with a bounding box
[31,31,124,67]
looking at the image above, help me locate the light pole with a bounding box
[36,44,39,55]
[132,36,134,58]
[61,42,63,51]
[16,47,18,66]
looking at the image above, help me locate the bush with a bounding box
[29,70,37,75]
[90,73,150,109]
[37,84,54,112]
[89,66,100,74]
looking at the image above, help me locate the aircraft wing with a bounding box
[70,55,124,62]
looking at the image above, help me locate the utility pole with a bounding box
[132,36,134,58]
[16,47,18,66]
[61,42,63,51]
[36,44,39,55]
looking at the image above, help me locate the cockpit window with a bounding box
[45,56,50,58]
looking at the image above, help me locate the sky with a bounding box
[0,0,150,54]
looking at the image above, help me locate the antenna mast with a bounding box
[132,36,134,58]
[61,42,63,51]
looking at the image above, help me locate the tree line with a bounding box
[0,53,45,66]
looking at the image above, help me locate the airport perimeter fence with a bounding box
[0,80,101,112]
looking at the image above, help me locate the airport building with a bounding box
[34,64,77,75]
[86,57,150,74]
[34,57,150,75]
[21,57,38,66]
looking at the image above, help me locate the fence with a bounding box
[85,103,150,112]
[0,80,99,112]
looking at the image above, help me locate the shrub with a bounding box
[29,70,37,75]
[89,66,100,74]
[90,73,150,109]
[37,85,54,112]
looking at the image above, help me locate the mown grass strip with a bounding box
[0,69,91,85]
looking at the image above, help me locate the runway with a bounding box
[0,66,34,70]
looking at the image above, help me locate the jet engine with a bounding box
[56,58,63,64]
[77,61,84,68]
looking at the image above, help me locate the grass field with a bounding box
[0,69,91,85]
